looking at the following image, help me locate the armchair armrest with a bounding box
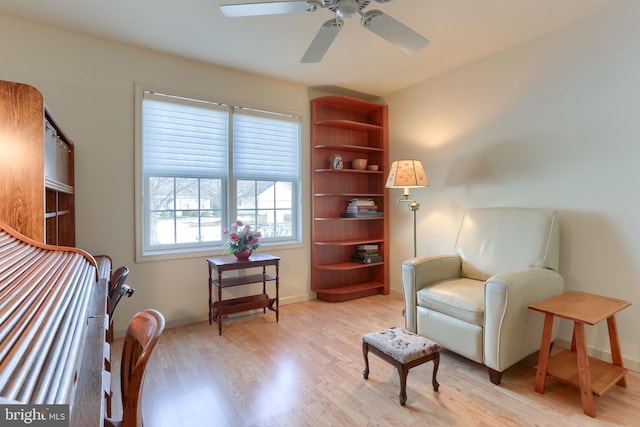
[484,267,565,371]
[401,255,461,331]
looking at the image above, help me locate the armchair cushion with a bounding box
[417,278,484,325]
[456,207,559,280]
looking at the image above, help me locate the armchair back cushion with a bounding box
[456,207,559,281]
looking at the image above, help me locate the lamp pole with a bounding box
[398,197,420,258]
[409,201,420,258]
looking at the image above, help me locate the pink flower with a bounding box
[223,220,261,254]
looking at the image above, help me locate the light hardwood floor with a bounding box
[110,294,640,426]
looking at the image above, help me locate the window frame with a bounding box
[134,84,303,262]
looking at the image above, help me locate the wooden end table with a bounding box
[528,291,631,417]
[207,253,280,335]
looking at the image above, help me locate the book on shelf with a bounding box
[340,212,384,218]
[356,244,378,251]
[348,198,376,206]
[352,254,384,264]
[346,198,378,214]
[357,249,379,256]
[355,242,380,261]
[356,244,378,250]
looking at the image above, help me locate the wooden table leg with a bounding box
[607,315,627,387]
[262,266,267,314]
[574,322,595,417]
[208,267,213,325]
[217,271,223,336]
[535,313,554,394]
[275,261,279,322]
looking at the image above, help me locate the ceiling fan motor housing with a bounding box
[330,0,371,19]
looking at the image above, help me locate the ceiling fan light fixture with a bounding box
[335,0,360,19]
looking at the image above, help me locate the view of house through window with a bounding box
[139,89,301,257]
[237,180,293,238]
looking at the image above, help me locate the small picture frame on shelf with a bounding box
[331,153,343,170]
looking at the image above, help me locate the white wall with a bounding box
[0,14,313,335]
[385,1,640,370]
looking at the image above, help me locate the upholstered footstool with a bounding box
[362,326,442,406]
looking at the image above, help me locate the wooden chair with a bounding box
[107,266,135,343]
[105,266,135,417]
[105,309,165,427]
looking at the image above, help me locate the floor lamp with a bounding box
[385,160,429,258]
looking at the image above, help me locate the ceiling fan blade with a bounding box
[361,10,429,54]
[221,1,311,17]
[301,19,343,63]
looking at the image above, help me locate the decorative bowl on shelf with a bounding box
[367,164,379,171]
[351,158,368,170]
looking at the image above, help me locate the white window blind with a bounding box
[143,92,229,177]
[233,107,300,180]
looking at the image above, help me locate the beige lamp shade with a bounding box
[385,160,429,189]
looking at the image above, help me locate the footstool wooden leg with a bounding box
[362,341,370,380]
[432,352,440,392]
[398,364,409,406]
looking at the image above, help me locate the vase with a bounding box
[233,249,252,261]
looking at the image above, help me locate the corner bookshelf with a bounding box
[310,96,389,302]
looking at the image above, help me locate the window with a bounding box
[137,88,301,259]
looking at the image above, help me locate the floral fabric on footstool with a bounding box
[363,326,442,363]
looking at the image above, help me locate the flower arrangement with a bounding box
[222,220,262,255]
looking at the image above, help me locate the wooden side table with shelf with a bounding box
[528,291,631,417]
[207,253,280,335]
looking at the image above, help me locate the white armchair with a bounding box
[402,207,564,384]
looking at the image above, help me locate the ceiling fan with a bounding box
[220,0,429,63]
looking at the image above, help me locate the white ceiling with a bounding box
[0,0,625,96]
